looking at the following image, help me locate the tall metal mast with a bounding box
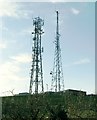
[29,17,44,94]
[51,11,64,92]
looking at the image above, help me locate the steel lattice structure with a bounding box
[29,17,44,94]
[51,11,64,92]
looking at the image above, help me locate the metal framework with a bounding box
[51,11,64,92]
[29,17,44,94]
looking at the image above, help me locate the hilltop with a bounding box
[1,89,97,119]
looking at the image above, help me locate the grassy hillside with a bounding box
[1,90,97,119]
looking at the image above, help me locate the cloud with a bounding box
[49,0,64,2]
[22,28,32,35]
[0,2,30,18]
[0,60,29,96]
[0,61,21,81]
[0,2,19,17]
[73,58,91,65]
[71,8,80,15]
[0,53,31,83]
[64,58,91,67]
[0,41,7,49]
[49,0,92,2]
[0,24,8,31]
[10,53,31,63]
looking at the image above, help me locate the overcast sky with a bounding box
[0,1,95,96]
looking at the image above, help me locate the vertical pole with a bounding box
[40,32,44,92]
[56,11,60,92]
[35,30,39,94]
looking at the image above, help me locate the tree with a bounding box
[45,104,68,120]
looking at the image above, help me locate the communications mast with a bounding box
[51,11,64,92]
[29,17,44,94]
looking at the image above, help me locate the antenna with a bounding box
[29,17,44,94]
[51,11,64,92]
